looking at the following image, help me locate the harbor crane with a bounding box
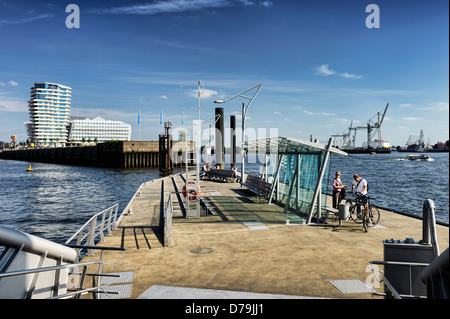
[332,103,389,149]
[356,102,389,146]
[331,120,357,148]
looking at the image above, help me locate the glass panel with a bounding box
[250,137,343,224]
[274,152,332,223]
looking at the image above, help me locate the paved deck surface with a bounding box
[82,172,449,299]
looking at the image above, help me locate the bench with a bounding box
[209,169,236,182]
[241,174,272,200]
[322,206,339,223]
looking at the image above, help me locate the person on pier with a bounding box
[332,171,348,209]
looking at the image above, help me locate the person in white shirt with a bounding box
[350,174,369,221]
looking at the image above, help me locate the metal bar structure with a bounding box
[214,84,263,184]
[268,154,283,204]
[283,158,299,215]
[65,203,120,259]
[164,192,174,247]
[370,260,431,299]
[0,248,125,299]
[306,138,333,224]
[369,199,447,299]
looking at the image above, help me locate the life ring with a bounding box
[182,181,201,200]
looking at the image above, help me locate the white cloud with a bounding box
[416,102,449,112]
[402,116,422,121]
[316,64,335,76]
[340,72,362,79]
[0,81,18,86]
[303,110,336,116]
[187,88,218,99]
[0,96,27,112]
[89,0,265,15]
[0,14,53,27]
[160,95,168,99]
[316,65,362,79]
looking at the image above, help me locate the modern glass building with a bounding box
[249,137,347,224]
[67,117,131,144]
[26,82,71,146]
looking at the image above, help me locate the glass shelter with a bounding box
[248,137,347,224]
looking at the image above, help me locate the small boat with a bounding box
[26,165,33,171]
[419,154,433,161]
[406,154,433,161]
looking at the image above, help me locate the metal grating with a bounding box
[97,284,133,299]
[329,279,375,294]
[242,221,270,231]
[99,272,135,285]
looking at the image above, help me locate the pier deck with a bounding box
[82,173,449,299]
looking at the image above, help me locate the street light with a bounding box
[214,83,262,183]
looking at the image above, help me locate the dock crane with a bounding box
[356,102,389,147]
[331,120,357,148]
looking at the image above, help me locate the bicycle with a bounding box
[346,192,380,232]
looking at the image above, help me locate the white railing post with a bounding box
[112,204,119,230]
[65,203,119,259]
[106,206,113,236]
[99,210,106,243]
[87,220,96,256]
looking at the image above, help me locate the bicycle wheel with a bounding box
[349,203,364,224]
[367,205,380,227]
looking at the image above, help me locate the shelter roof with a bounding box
[247,136,348,156]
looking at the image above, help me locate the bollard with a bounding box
[338,203,349,226]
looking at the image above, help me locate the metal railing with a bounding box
[369,199,446,299]
[0,246,126,299]
[164,192,174,247]
[370,260,430,299]
[65,203,119,259]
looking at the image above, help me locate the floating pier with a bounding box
[80,171,449,299]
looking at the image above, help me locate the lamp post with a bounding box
[214,84,262,183]
[197,81,203,191]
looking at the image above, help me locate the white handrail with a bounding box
[164,193,174,247]
[65,203,119,258]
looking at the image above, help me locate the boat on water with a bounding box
[342,139,392,154]
[406,154,434,161]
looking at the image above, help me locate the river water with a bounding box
[0,151,448,244]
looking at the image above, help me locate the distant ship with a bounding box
[342,139,391,154]
[333,103,391,154]
[397,130,449,153]
[398,129,425,152]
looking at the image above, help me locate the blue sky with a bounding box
[0,0,448,147]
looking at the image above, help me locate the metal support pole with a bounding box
[241,102,246,183]
[230,115,236,169]
[268,154,283,204]
[306,138,333,224]
[283,158,299,214]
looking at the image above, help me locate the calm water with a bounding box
[328,152,449,225]
[0,160,176,244]
[0,151,448,244]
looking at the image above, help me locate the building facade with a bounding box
[67,117,131,144]
[26,82,71,146]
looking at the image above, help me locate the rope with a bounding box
[102,249,126,266]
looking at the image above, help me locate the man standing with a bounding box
[350,174,369,221]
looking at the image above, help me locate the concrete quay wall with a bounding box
[0,141,184,169]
